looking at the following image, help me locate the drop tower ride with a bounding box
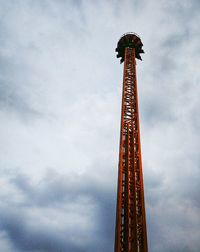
[114,33,148,252]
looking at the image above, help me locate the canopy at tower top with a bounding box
[116,33,144,63]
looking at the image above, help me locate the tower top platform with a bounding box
[116,33,144,63]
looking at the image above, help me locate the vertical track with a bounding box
[114,48,148,252]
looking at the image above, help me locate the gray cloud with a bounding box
[0,167,116,252]
[0,207,85,252]
[0,0,200,251]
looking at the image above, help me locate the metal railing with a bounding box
[119,32,141,40]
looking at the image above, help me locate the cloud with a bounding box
[0,207,84,252]
[0,0,200,251]
[0,167,115,252]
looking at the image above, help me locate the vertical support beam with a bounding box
[115,47,127,252]
[114,47,148,252]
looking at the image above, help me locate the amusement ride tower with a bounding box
[114,33,148,252]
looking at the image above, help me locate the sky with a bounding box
[0,0,200,251]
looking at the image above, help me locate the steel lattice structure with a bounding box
[114,33,148,252]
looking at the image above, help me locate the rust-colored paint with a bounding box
[114,33,148,252]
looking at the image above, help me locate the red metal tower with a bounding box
[114,33,148,252]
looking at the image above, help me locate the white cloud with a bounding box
[0,0,200,251]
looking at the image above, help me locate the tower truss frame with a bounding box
[114,34,148,252]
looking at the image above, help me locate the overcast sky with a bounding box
[0,0,200,251]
